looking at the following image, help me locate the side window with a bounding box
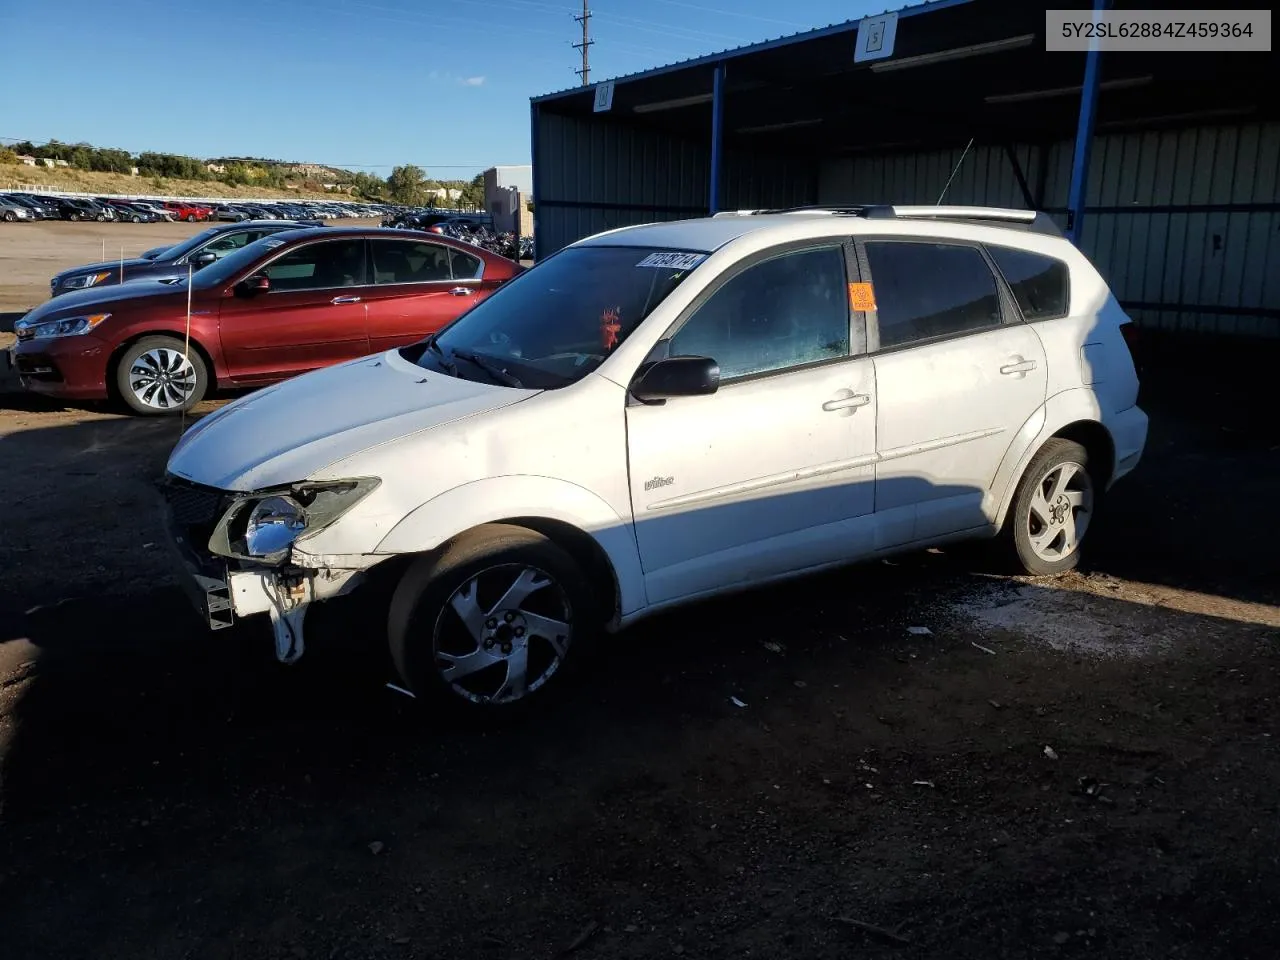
[450,248,483,280]
[669,246,850,380]
[864,241,1003,349]
[370,240,452,284]
[263,239,367,291]
[202,231,252,258]
[987,245,1071,321]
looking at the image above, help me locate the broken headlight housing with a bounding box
[208,478,381,565]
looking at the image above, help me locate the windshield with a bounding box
[160,226,225,261]
[421,246,706,389]
[190,234,292,289]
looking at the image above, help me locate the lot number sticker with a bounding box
[848,282,877,312]
[636,252,706,270]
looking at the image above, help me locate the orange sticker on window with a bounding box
[849,282,877,313]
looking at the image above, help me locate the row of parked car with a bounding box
[383,207,534,260]
[0,192,385,224]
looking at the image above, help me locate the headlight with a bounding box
[208,478,381,564]
[60,271,111,290]
[246,496,307,557]
[17,313,111,340]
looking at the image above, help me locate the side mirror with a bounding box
[630,355,720,403]
[236,274,270,297]
[191,251,218,268]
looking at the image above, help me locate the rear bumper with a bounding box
[1108,404,1148,486]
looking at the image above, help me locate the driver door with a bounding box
[624,243,878,605]
[218,237,372,382]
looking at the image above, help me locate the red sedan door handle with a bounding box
[331,295,361,304]
[449,287,475,297]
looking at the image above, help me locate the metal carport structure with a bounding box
[530,0,1280,337]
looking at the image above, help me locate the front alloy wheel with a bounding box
[389,525,594,717]
[114,335,209,415]
[435,565,572,705]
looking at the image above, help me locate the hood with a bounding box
[21,281,193,322]
[166,348,541,492]
[54,257,156,283]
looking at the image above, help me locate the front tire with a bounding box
[114,336,208,415]
[69,213,80,222]
[2,210,15,222]
[1003,438,1096,576]
[186,213,196,222]
[388,525,595,719]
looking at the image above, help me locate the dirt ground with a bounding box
[1,338,1278,960]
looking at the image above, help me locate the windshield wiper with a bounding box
[451,348,524,388]
[426,336,457,375]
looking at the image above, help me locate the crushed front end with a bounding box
[158,474,380,664]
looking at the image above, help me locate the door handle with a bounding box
[449,287,475,297]
[331,295,361,304]
[822,392,872,412]
[1000,358,1037,376]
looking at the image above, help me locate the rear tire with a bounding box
[113,335,209,415]
[69,213,80,222]
[2,211,14,222]
[388,525,596,721]
[1002,438,1096,576]
[186,213,196,222]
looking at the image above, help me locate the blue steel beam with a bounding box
[710,62,726,214]
[1066,0,1111,245]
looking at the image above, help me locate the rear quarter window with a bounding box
[987,246,1071,321]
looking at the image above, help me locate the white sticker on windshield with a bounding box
[636,251,706,270]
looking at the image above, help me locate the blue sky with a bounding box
[1,0,893,179]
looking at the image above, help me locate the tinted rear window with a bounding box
[987,246,1070,321]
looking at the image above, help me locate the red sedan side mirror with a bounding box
[236,274,271,297]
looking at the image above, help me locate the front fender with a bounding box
[374,475,647,616]
[989,388,1108,530]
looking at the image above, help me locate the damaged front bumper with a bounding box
[159,478,373,664]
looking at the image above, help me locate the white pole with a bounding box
[181,260,194,429]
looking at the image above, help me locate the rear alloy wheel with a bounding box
[2,210,15,222]
[115,335,208,415]
[389,525,595,719]
[96,214,106,222]
[69,213,81,222]
[132,215,142,223]
[1005,438,1095,576]
[186,213,197,222]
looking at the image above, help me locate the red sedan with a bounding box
[9,227,521,414]
[163,201,212,222]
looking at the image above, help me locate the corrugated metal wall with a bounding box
[533,111,819,255]
[818,122,1280,337]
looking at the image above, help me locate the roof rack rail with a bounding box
[736,203,1063,237]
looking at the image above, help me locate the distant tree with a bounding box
[458,172,486,211]
[0,148,18,164]
[387,164,428,205]
[348,171,386,200]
